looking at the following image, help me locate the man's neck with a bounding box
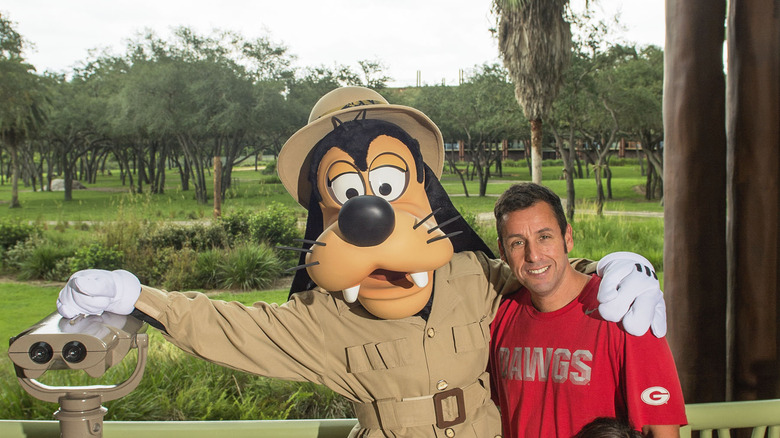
[531,269,592,313]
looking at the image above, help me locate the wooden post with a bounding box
[727,0,780,401]
[663,0,728,402]
[213,157,222,218]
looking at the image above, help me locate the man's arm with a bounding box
[642,424,680,437]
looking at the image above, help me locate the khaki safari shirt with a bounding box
[134,251,593,437]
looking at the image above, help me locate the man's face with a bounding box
[498,202,574,306]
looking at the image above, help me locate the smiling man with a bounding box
[488,183,687,438]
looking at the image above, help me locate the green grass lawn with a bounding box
[0,161,662,224]
[0,282,63,355]
[0,168,304,223]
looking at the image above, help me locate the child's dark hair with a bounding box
[572,417,642,438]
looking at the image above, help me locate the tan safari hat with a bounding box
[277,86,444,208]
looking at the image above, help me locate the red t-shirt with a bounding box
[489,275,687,437]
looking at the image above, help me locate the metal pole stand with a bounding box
[55,394,108,437]
[15,332,148,438]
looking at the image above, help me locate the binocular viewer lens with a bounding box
[27,341,88,364]
[62,341,87,363]
[28,342,54,364]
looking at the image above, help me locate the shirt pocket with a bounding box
[452,320,489,354]
[346,338,411,374]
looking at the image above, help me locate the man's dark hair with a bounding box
[572,417,642,438]
[493,183,568,240]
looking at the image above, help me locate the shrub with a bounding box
[162,248,199,291]
[6,236,76,281]
[261,161,277,175]
[122,245,173,287]
[141,223,229,253]
[218,243,282,291]
[193,249,222,290]
[0,220,40,251]
[144,224,197,251]
[221,205,302,267]
[248,203,301,247]
[69,243,125,272]
[220,209,253,239]
[190,223,230,251]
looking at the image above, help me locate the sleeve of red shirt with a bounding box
[623,330,688,429]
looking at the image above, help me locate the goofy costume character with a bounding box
[57,87,665,437]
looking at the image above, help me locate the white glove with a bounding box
[596,252,666,337]
[57,269,141,318]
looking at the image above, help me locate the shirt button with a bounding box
[427,328,436,338]
[494,435,502,438]
[436,380,449,391]
[445,428,455,437]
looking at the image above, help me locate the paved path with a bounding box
[475,201,663,222]
[476,210,662,223]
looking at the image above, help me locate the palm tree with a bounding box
[494,0,572,184]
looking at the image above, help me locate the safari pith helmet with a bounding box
[277,86,444,208]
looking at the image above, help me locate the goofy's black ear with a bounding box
[352,110,367,121]
[423,165,495,258]
[288,191,324,299]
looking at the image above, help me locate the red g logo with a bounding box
[641,386,671,405]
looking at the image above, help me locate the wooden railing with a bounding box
[3,398,780,438]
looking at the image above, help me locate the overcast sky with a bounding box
[2,0,664,87]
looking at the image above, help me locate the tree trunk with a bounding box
[448,157,470,197]
[727,0,780,401]
[551,124,577,221]
[565,137,577,221]
[664,0,728,403]
[530,118,543,184]
[213,156,222,218]
[593,164,604,216]
[63,155,73,202]
[9,144,21,208]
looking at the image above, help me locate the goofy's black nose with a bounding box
[338,195,395,247]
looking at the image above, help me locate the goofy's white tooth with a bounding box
[410,272,429,288]
[343,285,360,303]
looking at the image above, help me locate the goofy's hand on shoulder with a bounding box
[57,269,141,318]
[596,252,666,337]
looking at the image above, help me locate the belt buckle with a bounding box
[432,387,465,429]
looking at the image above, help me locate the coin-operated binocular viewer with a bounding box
[8,312,148,438]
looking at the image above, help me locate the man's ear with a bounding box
[564,224,574,254]
[497,238,507,262]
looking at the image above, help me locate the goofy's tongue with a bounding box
[369,270,429,288]
[369,269,408,282]
[342,270,431,303]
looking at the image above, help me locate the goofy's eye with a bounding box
[368,165,408,202]
[329,172,365,205]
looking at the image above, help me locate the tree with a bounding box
[113,28,296,203]
[494,0,572,184]
[0,13,47,208]
[44,74,108,201]
[610,45,664,201]
[548,10,624,220]
[411,65,524,197]
[548,50,595,220]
